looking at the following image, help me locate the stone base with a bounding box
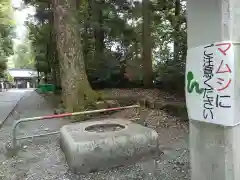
[60,118,159,174]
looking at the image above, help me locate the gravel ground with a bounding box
[0,91,190,180]
[101,88,185,104]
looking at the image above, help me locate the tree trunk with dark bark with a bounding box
[50,2,61,91]
[93,0,105,64]
[173,0,181,62]
[52,0,99,112]
[142,0,153,88]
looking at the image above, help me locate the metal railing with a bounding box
[11,104,140,149]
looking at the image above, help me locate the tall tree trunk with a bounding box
[83,0,95,72]
[94,0,104,64]
[46,2,53,85]
[52,0,99,112]
[173,0,181,62]
[50,2,61,91]
[52,30,61,90]
[142,0,153,88]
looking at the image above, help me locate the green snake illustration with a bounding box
[187,71,204,94]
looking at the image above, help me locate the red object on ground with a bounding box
[42,113,73,119]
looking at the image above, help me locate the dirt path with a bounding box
[0,91,190,180]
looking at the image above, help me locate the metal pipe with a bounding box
[15,105,140,123]
[11,105,140,149]
[16,131,60,140]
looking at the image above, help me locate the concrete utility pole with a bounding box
[186,0,240,180]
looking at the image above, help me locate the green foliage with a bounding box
[13,41,35,69]
[0,0,14,76]
[152,0,187,92]
[27,12,51,73]
[4,71,13,82]
[24,0,187,92]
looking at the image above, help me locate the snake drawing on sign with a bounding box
[187,71,204,94]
